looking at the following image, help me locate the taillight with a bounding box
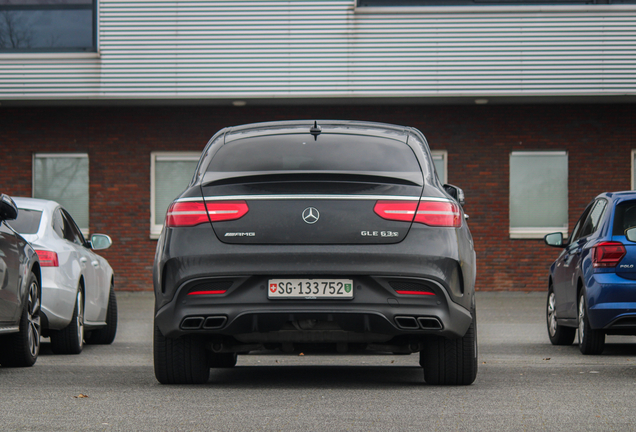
[592,242,626,268]
[414,201,461,227]
[373,201,417,222]
[35,250,58,267]
[374,200,461,227]
[166,202,209,227]
[206,201,249,222]
[166,200,248,227]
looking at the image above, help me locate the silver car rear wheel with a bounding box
[50,288,84,355]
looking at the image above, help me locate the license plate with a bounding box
[268,279,354,299]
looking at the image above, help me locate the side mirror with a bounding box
[544,232,565,248]
[443,184,465,207]
[0,194,18,221]
[90,234,112,250]
[626,227,636,243]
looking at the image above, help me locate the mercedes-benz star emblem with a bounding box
[302,207,320,224]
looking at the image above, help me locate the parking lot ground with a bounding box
[2,291,636,431]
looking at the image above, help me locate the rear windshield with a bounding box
[207,134,421,174]
[8,209,43,235]
[613,200,636,235]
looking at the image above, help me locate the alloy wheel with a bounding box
[76,291,84,349]
[578,294,585,344]
[547,292,558,337]
[27,280,41,358]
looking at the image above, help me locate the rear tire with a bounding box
[50,289,84,355]
[420,311,478,385]
[0,273,41,367]
[86,282,118,345]
[578,292,605,355]
[546,284,575,345]
[153,323,210,384]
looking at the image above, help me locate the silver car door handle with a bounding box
[80,257,88,263]
[91,261,99,268]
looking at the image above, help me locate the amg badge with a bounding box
[224,232,256,237]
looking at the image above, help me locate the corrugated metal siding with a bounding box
[0,0,635,100]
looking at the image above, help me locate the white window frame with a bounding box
[631,149,636,190]
[150,152,200,239]
[0,2,100,59]
[33,153,89,237]
[509,150,568,239]
[431,150,448,184]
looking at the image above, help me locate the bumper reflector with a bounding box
[187,290,227,296]
[395,290,435,296]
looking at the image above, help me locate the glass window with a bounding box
[569,204,592,243]
[61,208,85,245]
[51,207,64,238]
[431,150,447,184]
[33,153,89,234]
[577,199,607,240]
[0,0,96,53]
[151,152,200,238]
[7,208,42,234]
[207,135,421,174]
[509,151,568,239]
[613,200,636,236]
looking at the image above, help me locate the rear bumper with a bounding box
[153,224,476,342]
[587,273,636,331]
[155,274,474,340]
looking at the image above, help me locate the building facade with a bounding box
[1,1,635,291]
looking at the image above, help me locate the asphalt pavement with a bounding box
[2,291,636,431]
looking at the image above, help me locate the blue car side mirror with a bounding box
[544,232,565,247]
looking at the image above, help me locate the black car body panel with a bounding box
[0,193,41,367]
[0,200,40,326]
[153,121,477,384]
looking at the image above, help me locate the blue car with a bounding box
[545,191,636,354]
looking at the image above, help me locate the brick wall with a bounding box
[1,104,634,291]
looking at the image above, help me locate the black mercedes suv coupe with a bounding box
[153,120,477,385]
[0,194,41,367]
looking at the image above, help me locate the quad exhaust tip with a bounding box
[417,317,443,330]
[395,316,443,330]
[180,315,227,330]
[203,316,227,329]
[395,316,419,329]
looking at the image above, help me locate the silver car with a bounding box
[9,198,117,354]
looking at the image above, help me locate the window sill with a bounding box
[150,228,162,240]
[510,228,568,239]
[355,5,636,14]
[0,52,100,60]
